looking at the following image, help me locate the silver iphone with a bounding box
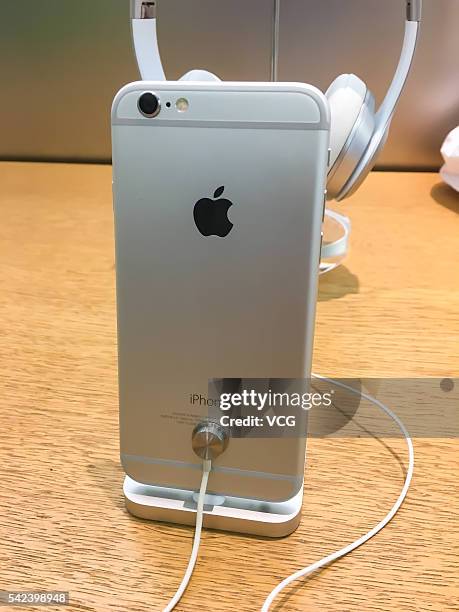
[112,81,330,502]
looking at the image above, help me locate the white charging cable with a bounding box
[162,376,414,612]
[262,374,415,611]
[163,458,212,612]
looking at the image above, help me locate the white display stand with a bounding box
[124,476,303,537]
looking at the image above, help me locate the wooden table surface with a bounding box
[0,163,458,612]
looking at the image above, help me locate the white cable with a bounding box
[261,374,415,612]
[163,459,212,612]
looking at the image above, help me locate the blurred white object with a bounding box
[440,126,459,192]
[320,210,351,275]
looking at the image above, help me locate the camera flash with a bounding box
[176,98,189,112]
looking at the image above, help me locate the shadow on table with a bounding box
[86,458,125,510]
[318,265,360,302]
[431,181,459,214]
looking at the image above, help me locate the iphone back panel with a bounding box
[112,81,330,502]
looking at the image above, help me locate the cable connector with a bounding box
[192,422,229,461]
[131,0,157,20]
[406,0,422,22]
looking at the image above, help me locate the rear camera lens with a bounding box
[138,92,160,117]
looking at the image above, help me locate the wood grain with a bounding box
[0,163,458,612]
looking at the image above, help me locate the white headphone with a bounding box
[130,0,422,266]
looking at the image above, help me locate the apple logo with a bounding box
[193,186,234,237]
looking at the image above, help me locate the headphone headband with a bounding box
[130,1,422,86]
[130,0,422,203]
[131,1,423,21]
[336,14,421,200]
[131,1,165,81]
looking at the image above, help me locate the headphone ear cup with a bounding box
[326,74,376,200]
[341,124,390,200]
[179,70,221,82]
